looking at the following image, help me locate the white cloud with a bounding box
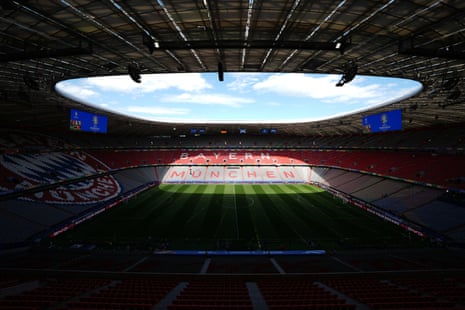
[252,73,392,103]
[127,106,190,115]
[163,92,254,107]
[56,83,98,100]
[104,99,122,106]
[83,73,212,93]
[226,73,262,92]
[56,72,422,123]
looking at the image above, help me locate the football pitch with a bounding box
[56,184,422,251]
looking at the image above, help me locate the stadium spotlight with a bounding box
[334,37,349,55]
[142,33,159,54]
[335,60,357,87]
[218,62,224,82]
[128,63,141,83]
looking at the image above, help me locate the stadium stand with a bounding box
[3,139,465,247]
[68,278,179,309]
[256,279,355,309]
[390,277,465,304]
[350,178,410,203]
[168,279,253,309]
[320,277,455,309]
[81,149,465,189]
[2,272,465,309]
[0,278,112,310]
[2,1,465,308]
[372,185,444,214]
[404,200,465,233]
[113,167,158,192]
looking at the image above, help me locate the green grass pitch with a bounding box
[56,184,423,251]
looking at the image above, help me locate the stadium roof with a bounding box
[0,0,464,136]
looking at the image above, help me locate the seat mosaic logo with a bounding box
[0,151,121,205]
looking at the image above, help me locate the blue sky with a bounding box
[56,72,422,124]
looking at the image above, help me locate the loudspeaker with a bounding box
[218,62,224,82]
[128,63,141,83]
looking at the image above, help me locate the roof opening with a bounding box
[56,72,422,124]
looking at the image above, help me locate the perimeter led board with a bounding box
[362,109,402,133]
[70,109,108,133]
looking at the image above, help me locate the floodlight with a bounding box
[142,33,158,54]
[335,37,349,55]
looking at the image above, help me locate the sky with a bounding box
[55,72,422,124]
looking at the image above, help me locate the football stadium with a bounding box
[1,1,465,309]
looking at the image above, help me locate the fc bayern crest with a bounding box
[0,151,121,205]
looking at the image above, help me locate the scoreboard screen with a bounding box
[70,109,108,133]
[362,109,402,133]
[190,128,206,135]
[260,128,278,134]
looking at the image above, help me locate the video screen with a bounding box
[260,128,278,134]
[190,128,206,135]
[362,109,402,133]
[70,109,108,133]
